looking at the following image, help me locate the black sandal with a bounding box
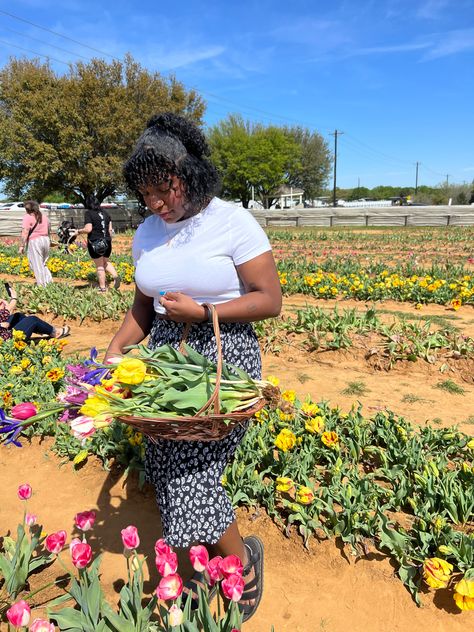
[183,569,218,610]
[239,535,264,622]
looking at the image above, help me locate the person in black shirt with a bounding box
[71,195,121,292]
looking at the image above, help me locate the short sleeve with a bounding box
[83,210,92,225]
[22,214,32,229]
[229,209,271,266]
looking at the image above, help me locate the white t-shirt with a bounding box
[133,197,271,314]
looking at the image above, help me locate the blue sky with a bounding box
[1,0,474,189]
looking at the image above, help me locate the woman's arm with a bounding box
[74,222,93,236]
[161,251,282,323]
[104,286,155,360]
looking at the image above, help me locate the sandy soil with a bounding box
[1,291,473,630]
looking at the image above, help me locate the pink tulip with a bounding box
[121,525,140,550]
[45,530,67,555]
[156,573,183,600]
[168,604,184,626]
[11,402,37,420]
[206,555,224,584]
[155,550,178,577]
[221,573,245,602]
[189,545,209,573]
[70,542,92,569]
[74,510,96,532]
[154,538,171,556]
[220,554,244,578]
[25,513,37,526]
[70,415,96,439]
[18,483,32,500]
[29,618,56,631]
[6,600,31,627]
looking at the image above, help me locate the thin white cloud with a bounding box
[417,0,449,20]
[147,46,225,71]
[350,42,431,56]
[421,28,474,60]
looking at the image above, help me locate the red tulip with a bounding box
[206,555,224,584]
[189,544,209,573]
[220,554,244,578]
[154,538,171,555]
[45,530,67,555]
[155,550,178,577]
[29,618,56,631]
[70,541,92,569]
[25,513,37,526]
[121,525,140,550]
[11,402,37,420]
[156,573,183,600]
[6,600,31,627]
[18,483,32,500]
[222,573,245,602]
[74,510,96,532]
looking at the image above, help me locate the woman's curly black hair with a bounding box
[123,112,220,216]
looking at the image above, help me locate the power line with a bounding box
[0,38,70,66]
[0,25,92,61]
[0,9,118,59]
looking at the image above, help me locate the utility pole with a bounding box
[446,174,450,187]
[415,162,420,195]
[330,130,343,207]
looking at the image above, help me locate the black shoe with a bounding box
[239,535,264,622]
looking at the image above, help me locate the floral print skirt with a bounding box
[145,318,261,547]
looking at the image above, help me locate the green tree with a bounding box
[208,115,301,208]
[284,126,332,201]
[0,55,204,203]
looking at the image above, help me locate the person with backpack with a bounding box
[19,200,53,286]
[70,195,121,292]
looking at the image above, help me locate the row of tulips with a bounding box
[3,484,249,631]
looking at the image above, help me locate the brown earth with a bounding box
[1,291,473,630]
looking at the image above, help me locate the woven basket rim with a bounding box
[117,397,266,426]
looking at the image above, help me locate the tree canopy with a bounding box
[208,115,331,208]
[0,55,204,203]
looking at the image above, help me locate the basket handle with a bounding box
[179,304,222,417]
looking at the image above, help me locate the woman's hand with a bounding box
[160,292,206,323]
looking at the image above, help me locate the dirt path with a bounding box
[0,440,469,632]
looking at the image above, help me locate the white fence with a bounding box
[1,205,474,237]
[0,207,142,237]
[249,205,474,228]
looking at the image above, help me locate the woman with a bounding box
[105,112,282,621]
[0,287,70,341]
[19,200,53,286]
[71,195,120,292]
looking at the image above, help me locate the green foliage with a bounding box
[284,125,332,201]
[209,115,303,208]
[435,380,465,395]
[0,55,204,202]
[0,517,53,601]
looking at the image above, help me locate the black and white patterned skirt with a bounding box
[145,317,261,547]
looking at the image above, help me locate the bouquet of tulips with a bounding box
[0,346,279,445]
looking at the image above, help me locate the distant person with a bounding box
[70,195,120,292]
[0,285,70,341]
[19,200,53,286]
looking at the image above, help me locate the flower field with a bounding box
[0,226,473,632]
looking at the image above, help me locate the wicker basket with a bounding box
[117,304,267,442]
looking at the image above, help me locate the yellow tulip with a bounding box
[453,578,474,611]
[296,486,314,505]
[80,396,111,419]
[305,416,325,434]
[114,358,147,385]
[275,477,295,493]
[274,428,297,452]
[422,557,453,589]
[321,431,339,448]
